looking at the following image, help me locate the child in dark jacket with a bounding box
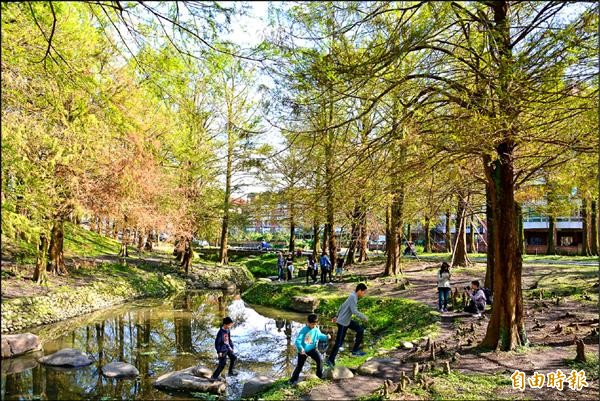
[210,317,238,381]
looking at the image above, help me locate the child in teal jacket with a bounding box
[289,314,331,384]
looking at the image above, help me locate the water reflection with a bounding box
[0,291,328,401]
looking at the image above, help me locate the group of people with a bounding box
[437,261,491,317]
[207,260,492,384]
[276,251,345,284]
[209,283,369,384]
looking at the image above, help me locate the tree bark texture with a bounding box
[581,198,591,256]
[485,181,494,289]
[453,194,468,266]
[47,219,66,275]
[346,203,361,266]
[547,216,556,255]
[288,205,296,253]
[358,210,369,262]
[34,233,49,284]
[480,0,527,351]
[591,200,598,256]
[424,216,431,253]
[445,210,451,253]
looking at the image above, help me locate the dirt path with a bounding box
[299,258,598,400]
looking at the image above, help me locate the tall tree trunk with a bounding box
[288,206,296,253]
[581,198,591,256]
[181,236,193,275]
[445,209,452,253]
[453,194,468,266]
[517,203,525,255]
[386,184,405,275]
[480,0,526,351]
[33,233,49,284]
[547,216,556,255]
[358,209,369,262]
[406,223,411,243]
[119,217,129,258]
[485,182,494,289]
[312,221,320,257]
[424,216,431,253]
[325,134,336,262]
[468,220,475,253]
[591,199,598,256]
[384,205,392,276]
[322,224,329,257]
[47,219,66,275]
[346,204,361,266]
[219,129,234,265]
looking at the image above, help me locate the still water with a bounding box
[1,290,335,400]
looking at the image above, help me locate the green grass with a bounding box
[425,370,515,400]
[243,282,439,369]
[64,222,121,257]
[524,264,598,304]
[566,353,599,381]
[250,377,323,401]
[196,252,280,278]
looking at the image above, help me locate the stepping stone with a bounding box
[323,366,354,380]
[241,375,276,397]
[38,348,93,367]
[102,361,139,379]
[1,333,42,358]
[401,341,414,349]
[153,366,225,395]
[291,296,320,313]
[358,358,403,379]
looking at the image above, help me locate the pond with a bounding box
[0,290,340,400]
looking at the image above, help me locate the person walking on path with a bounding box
[437,262,451,312]
[319,251,331,284]
[286,253,294,281]
[210,317,238,381]
[289,314,331,384]
[277,252,285,281]
[306,255,318,285]
[326,283,368,367]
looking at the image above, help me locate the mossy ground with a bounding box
[196,252,278,278]
[243,282,439,369]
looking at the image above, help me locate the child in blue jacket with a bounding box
[289,314,331,384]
[210,317,237,381]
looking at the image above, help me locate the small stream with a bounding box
[0,290,338,400]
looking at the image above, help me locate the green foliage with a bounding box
[243,282,439,368]
[566,353,599,381]
[63,222,121,257]
[425,371,514,400]
[242,254,279,278]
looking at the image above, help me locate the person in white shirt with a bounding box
[437,262,451,312]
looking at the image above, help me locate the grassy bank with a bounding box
[1,262,185,333]
[243,282,439,368]
[196,252,279,278]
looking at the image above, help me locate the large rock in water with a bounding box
[358,358,403,378]
[323,366,354,380]
[153,366,225,395]
[241,375,276,398]
[38,348,93,367]
[1,333,42,358]
[102,362,139,379]
[291,296,320,313]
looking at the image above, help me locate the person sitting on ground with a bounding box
[437,262,451,312]
[319,251,332,284]
[463,280,486,317]
[289,314,331,385]
[210,317,238,381]
[327,283,369,367]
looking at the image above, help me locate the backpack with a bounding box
[482,287,493,305]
